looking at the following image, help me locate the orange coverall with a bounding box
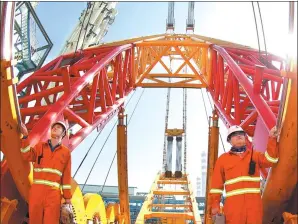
[209,137,279,224]
[21,139,72,224]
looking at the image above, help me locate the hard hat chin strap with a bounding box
[231,145,247,153]
[61,130,66,138]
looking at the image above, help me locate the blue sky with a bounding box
[34,2,296,193]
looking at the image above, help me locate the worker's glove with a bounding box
[19,123,28,136]
[212,213,226,224]
[211,206,220,216]
[60,204,76,224]
[269,126,278,138]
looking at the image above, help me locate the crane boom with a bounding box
[59,2,117,55]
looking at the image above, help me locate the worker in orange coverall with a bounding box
[20,121,72,224]
[209,125,279,224]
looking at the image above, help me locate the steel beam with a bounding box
[117,108,130,224]
[204,110,219,224]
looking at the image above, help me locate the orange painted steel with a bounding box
[117,108,131,224]
[136,173,201,223]
[134,35,209,89]
[262,69,297,223]
[204,110,219,224]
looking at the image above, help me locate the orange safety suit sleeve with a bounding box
[209,156,225,210]
[61,151,72,199]
[255,137,279,168]
[20,137,40,162]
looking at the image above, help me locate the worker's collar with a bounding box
[230,145,247,153]
[48,139,61,152]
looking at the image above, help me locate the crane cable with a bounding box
[162,86,171,172]
[99,88,146,194]
[162,58,172,172]
[183,87,187,174]
[252,2,269,66]
[75,89,137,180]
[251,2,262,60]
[201,89,226,152]
[182,65,187,174]
[200,89,209,124]
[81,89,143,192]
[256,2,269,66]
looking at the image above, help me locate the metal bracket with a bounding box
[166,128,184,136]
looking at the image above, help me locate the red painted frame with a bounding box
[207,45,285,178]
[17,44,134,151]
[208,45,284,136]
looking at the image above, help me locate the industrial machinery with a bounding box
[13,2,52,81]
[59,1,117,55]
[1,1,297,224]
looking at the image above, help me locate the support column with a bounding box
[117,107,130,224]
[204,110,219,224]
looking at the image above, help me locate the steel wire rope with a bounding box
[162,83,171,172]
[252,2,272,111]
[183,88,187,173]
[74,89,137,180]
[201,89,226,152]
[252,2,262,60]
[81,90,140,192]
[99,88,146,194]
[200,89,209,124]
[162,57,173,172]
[182,66,188,174]
[257,2,269,66]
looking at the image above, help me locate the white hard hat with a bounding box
[227,125,245,141]
[51,121,67,137]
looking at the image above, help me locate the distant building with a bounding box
[196,176,202,197]
[201,151,207,197]
[79,184,137,196]
[196,151,208,197]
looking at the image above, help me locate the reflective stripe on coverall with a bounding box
[209,137,279,224]
[21,140,72,224]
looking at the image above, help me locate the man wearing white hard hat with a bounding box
[209,125,279,224]
[20,121,73,224]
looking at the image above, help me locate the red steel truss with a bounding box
[17,45,134,150]
[208,45,284,136]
